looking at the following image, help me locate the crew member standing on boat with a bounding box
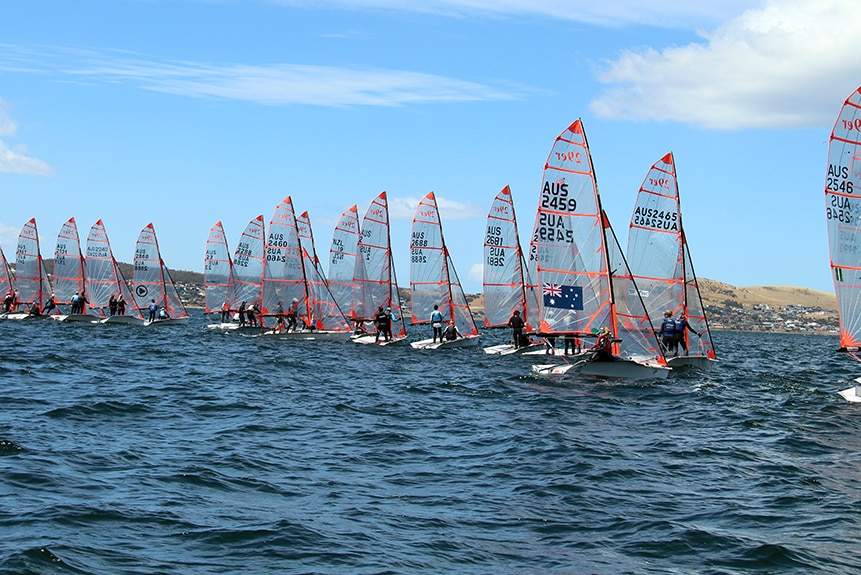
[592,327,614,361]
[109,294,118,316]
[221,300,231,323]
[116,294,126,315]
[43,293,57,315]
[148,299,158,322]
[430,304,444,343]
[507,310,525,348]
[286,298,299,332]
[246,302,258,327]
[374,306,392,343]
[238,301,247,326]
[673,313,699,355]
[3,291,13,313]
[659,310,677,356]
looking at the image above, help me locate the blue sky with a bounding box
[1,0,859,295]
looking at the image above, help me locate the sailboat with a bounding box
[482,185,542,355]
[0,242,19,316]
[825,86,861,401]
[409,191,480,349]
[224,214,266,330]
[626,153,717,369]
[328,204,360,320]
[133,223,189,326]
[350,191,408,345]
[52,217,98,322]
[9,218,55,320]
[529,120,669,379]
[85,219,144,325]
[261,197,350,340]
[204,221,236,328]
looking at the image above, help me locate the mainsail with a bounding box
[133,223,189,320]
[483,185,536,329]
[410,191,479,336]
[626,152,716,361]
[355,191,407,337]
[15,218,53,311]
[530,119,663,363]
[204,221,235,315]
[328,205,360,316]
[0,242,17,306]
[827,85,861,351]
[229,215,266,310]
[85,219,141,318]
[262,197,309,326]
[52,217,87,311]
[297,210,349,332]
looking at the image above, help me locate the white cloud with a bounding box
[468,262,483,285]
[0,46,516,108]
[271,0,756,28]
[388,195,482,220]
[590,0,861,129]
[0,100,53,176]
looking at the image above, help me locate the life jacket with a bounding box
[509,315,524,329]
[431,310,443,323]
[660,317,676,336]
[674,318,686,332]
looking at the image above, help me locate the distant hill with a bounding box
[697,278,836,311]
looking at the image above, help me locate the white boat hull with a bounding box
[262,329,352,342]
[144,317,190,327]
[667,355,717,370]
[839,378,861,402]
[53,313,100,323]
[100,315,145,326]
[205,322,241,331]
[483,341,545,355]
[410,335,480,350]
[533,357,671,380]
[351,334,409,346]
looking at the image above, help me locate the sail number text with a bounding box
[827,193,856,223]
[540,182,577,212]
[485,225,506,266]
[632,206,679,231]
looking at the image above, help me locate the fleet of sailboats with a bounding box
[626,152,717,370]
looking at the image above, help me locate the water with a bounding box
[2,314,861,574]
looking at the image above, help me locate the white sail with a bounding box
[85,220,141,319]
[52,217,88,312]
[410,191,479,336]
[204,221,234,315]
[133,223,189,321]
[626,152,717,365]
[356,191,407,338]
[328,205,360,316]
[262,197,308,326]
[0,242,17,308]
[530,120,666,377]
[15,218,53,312]
[229,215,266,311]
[483,185,536,329]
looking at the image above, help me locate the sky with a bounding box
[2,0,860,296]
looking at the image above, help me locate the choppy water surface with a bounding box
[2,314,861,574]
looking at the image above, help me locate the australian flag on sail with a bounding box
[542,283,583,310]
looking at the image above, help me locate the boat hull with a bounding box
[667,355,717,370]
[410,335,480,350]
[839,378,861,402]
[351,334,409,346]
[262,330,352,342]
[533,357,671,380]
[483,341,546,355]
[144,317,190,327]
[100,315,145,326]
[54,313,100,323]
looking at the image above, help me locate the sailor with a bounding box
[430,304,444,343]
[592,327,614,361]
[28,301,41,316]
[374,305,392,343]
[286,298,299,332]
[238,301,247,326]
[673,313,700,355]
[3,291,14,313]
[43,293,57,315]
[116,294,126,316]
[221,300,231,323]
[246,302,258,327]
[564,334,581,355]
[148,299,158,322]
[443,320,460,341]
[659,310,677,356]
[507,310,526,348]
[109,294,118,316]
